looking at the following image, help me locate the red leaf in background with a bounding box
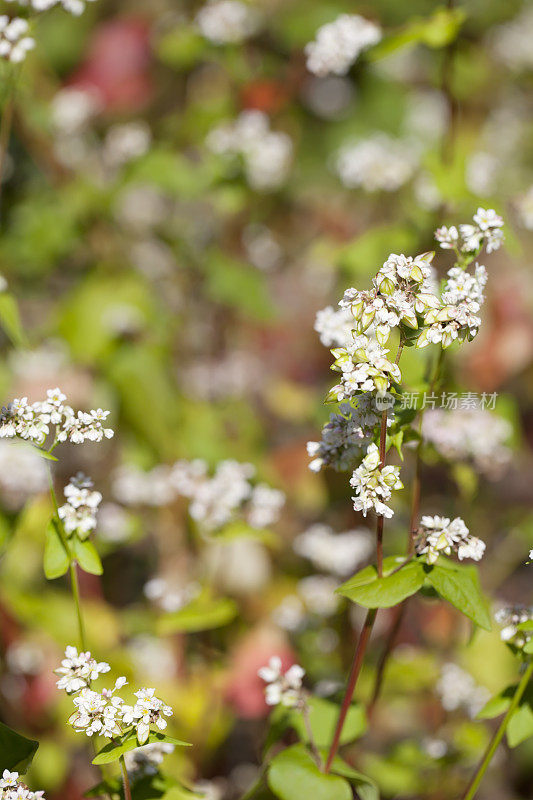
[241,80,290,114]
[224,627,297,718]
[68,18,153,112]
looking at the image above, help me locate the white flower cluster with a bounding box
[305,14,381,77]
[0,771,44,800]
[336,134,418,192]
[54,645,110,693]
[57,474,102,539]
[314,305,354,348]
[435,208,504,255]
[196,0,259,44]
[422,408,511,478]
[0,16,34,62]
[327,336,402,401]
[144,576,200,613]
[206,110,292,191]
[5,0,97,16]
[57,648,174,746]
[437,663,490,718]
[173,459,284,531]
[0,440,48,509]
[307,398,389,472]
[350,443,403,518]
[0,388,113,447]
[293,523,373,576]
[258,656,305,707]
[415,515,485,564]
[494,605,533,650]
[124,742,175,776]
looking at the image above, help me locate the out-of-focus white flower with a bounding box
[121,688,173,745]
[242,224,283,271]
[403,90,448,144]
[124,742,175,776]
[205,538,272,595]
[415,515,485,564]
[465,151,500,196]
[516,185,533,230]
[294,523,373,576]
[207,110,292,191]
[114,185,168,230]
[0,16,35,62]
[258,656,305,707]
[103,122,151,168]
[247,484,285,528]
[305,14,381,77]
[51,87,100,134]
[58,474,102,539]
[422,408,512,478]
[494,605,533,650]
[314,305,354,348]
[271,595,306,631]
[196,0,260,44]
[298,574,340,616]
[336,134,417,192]
[55,646,110,693]
[437,663,490,718]
[0,441,48,509]
[303,76,355,120]
[143,576,200,614]
[350,443,403,518]
[492,6,533,71]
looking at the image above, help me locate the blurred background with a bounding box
[1,1,533,798]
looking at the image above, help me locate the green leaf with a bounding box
[368,7,465,61]
[273,697,366,749]
[524,639,533,655]
[507,703,533,748]
[337,557,425,609]
[267,745,352,800]
[0,721,39,772]
[205,251,275,321]
[93,730,190,765]
[425,561,491,630]
[477,686,514,720]
[330,757,380,800]
[71,537,103,576]
[0,293,28,347]
[157,596,238,634]
[43,519,70,580]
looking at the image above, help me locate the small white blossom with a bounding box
[247,484,285,528]
[69,679,126,738]
[314,305,354,348]
[0,16,35,63]
[258,656,305,707]
[494,605,533,650]
[121,688,173,745]
[294,523,373,576]
[196,0,260,44]
[58,474,102,539]
[437,663,490,718]
[336,134,417,192]
[55,645,110,693]
[305,14,381,77]
[124,742,175,776]
[0,771,45,800]
[350,443,403,518]
[415,515,485,564]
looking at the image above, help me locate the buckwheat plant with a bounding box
[251,209,532,800]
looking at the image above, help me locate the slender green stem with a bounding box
[47,465,87,651]
[119,755,132,800]
[462,661,533,800]
[301,700,322,769]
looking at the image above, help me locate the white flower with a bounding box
[124,742,175,775]
[494,605,533,650]
[314,305,354,348]
[336,134,417,192]
[247,484,285,528]
[435,226,458,250]
[258,656,305,707]
[415,516,485,564]
[55,645,110,693]
[69,680,126,738]
[305,14,381,77]
[0,16,35,63]
[437,663,490,718]
[0,772,45,800]
[350,443,403,518]
[121,688,173,745]
[294,523,373,576]
[473,207,504,231]
[196,0,260,44]
[58,475,102,539]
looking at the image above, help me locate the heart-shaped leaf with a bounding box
[337,557,425,609]
[93,730,190,765]
[0,722,39,772]
[43,519,70,580]
[71,537,103,576]
[425,561,491,630]
[268,745,352,800]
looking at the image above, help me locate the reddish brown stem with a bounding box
[324,608,377,773]
[367,600,407,719]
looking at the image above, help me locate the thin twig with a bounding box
[301,699,323,769]
[367,600,407,719]
[461,661,533,800]
[119,754,133,800]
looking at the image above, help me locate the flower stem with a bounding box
[324,608,377,773]
[119,754,133,800]
[47,465,87,651]
[301,700,323,769]
[461,661,533,800]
